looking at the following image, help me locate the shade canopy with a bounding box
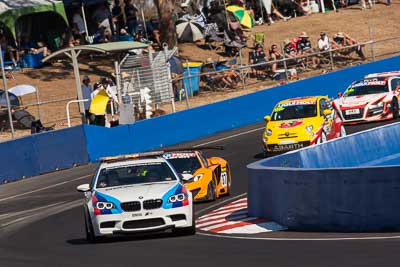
[8,84,36,96]
[0,0,68,38]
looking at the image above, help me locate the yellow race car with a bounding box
[163,149,231,201]
[262,96,346,157]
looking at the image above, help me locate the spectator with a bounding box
[0,31,19,67]
[90,82,106,126]
[332,32,366,60]
[124,0,139,35]
[269,44,284,73]
[201,58,236,88]
[360,0,373,9]
[249,43,268,78]
[146,18,161,47]
[209,1,227,31]
[72,8,86,44]
[178,3,191,19]
[92,2,112,32]
[81,75,93,123]
[283,38,297,58]
[112,0,125,35]
[317,32,330,52]
[119,28,134,41]
[296,32,319,67]
[19,36,51,57]
[216,56,241,85]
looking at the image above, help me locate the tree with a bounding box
[154,0,177,49]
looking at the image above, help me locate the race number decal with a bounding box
[221,172,228,187]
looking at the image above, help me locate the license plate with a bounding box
[345,109,360,115]
[270,143,304,152]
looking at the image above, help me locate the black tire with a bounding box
[263,150,268,158]
[206,179,217,201]
[84,209,99,243]
[173,206,196,236]
[226,166,232,196]
[393,98,399,119]
[318,131,327,144]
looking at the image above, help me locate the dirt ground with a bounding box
[1,2,400,141]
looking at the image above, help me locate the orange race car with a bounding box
[163,149,232,201]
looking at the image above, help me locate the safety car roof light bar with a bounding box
[100,151,165,163]
[364,71,400,79]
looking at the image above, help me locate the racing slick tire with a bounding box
[392,98,399,119]
[317,131,327,144]
[84,209,100,243]
[206,179,217,201]
[340,125,346,137]
[173,206,196,236]
[226,167,232,196]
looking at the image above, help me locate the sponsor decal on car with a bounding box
[163,152,197,159]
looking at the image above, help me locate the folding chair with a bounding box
[254,32,265,47]
[204,23,224,52]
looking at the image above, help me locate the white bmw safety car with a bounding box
[76,152,195,242]
[334,71,400,124]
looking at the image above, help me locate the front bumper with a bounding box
[185,181,209,201]
[90,205,193,236]
[263,141,311,153]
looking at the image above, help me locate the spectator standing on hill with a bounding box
[125,0,138,35]
[112,0,125,35]
[81,75,93,123]
[92,2,112,32]
[72,9,86,44]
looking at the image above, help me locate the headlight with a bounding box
[266,129,272,136]
[168,193,187,203]
[96,202,115,210]
[193,174,203,182]
[305,125,313,132]
[370,102,384,109]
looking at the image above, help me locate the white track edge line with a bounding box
[0,174,92,203]
[193,127,264,147]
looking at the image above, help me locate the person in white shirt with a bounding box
[81,75,93,123]
[317,32,330,52]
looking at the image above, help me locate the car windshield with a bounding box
[344,79,389,96]
[96,162,176,188]
[163,152,201,174]
[271,103,317,121]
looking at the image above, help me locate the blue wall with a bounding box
[0,126,88,183]
[247,122,400,231]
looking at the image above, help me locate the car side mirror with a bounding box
[323,109,332,116]
[76,184,91,192]
[264,115,271,122]
[338,92,343,97]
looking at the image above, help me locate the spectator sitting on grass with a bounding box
[19,36,50,57]
[332,32,366,60]
[269,43,284,73]
[317,32,330,52]
[249,43,268,79]
[201,58,236,88]
[283,38,297,63]
[296,32,319,67]
[216,56,241,85]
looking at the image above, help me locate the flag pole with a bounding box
[0,46,15,138]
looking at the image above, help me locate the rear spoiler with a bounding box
[99,146,224,163]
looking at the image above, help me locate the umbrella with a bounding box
[168,55,184,74]
[8,85,36,96]
[176,18,204,42]
[0,90,20,108]
[226,5,254,29]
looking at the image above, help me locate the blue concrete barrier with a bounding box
[0,126,88,183]
[248,122,400,231]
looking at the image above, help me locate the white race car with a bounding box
[334,71,400,124]
[76,152,195,242]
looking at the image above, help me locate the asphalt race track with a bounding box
[0,119,399,267]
